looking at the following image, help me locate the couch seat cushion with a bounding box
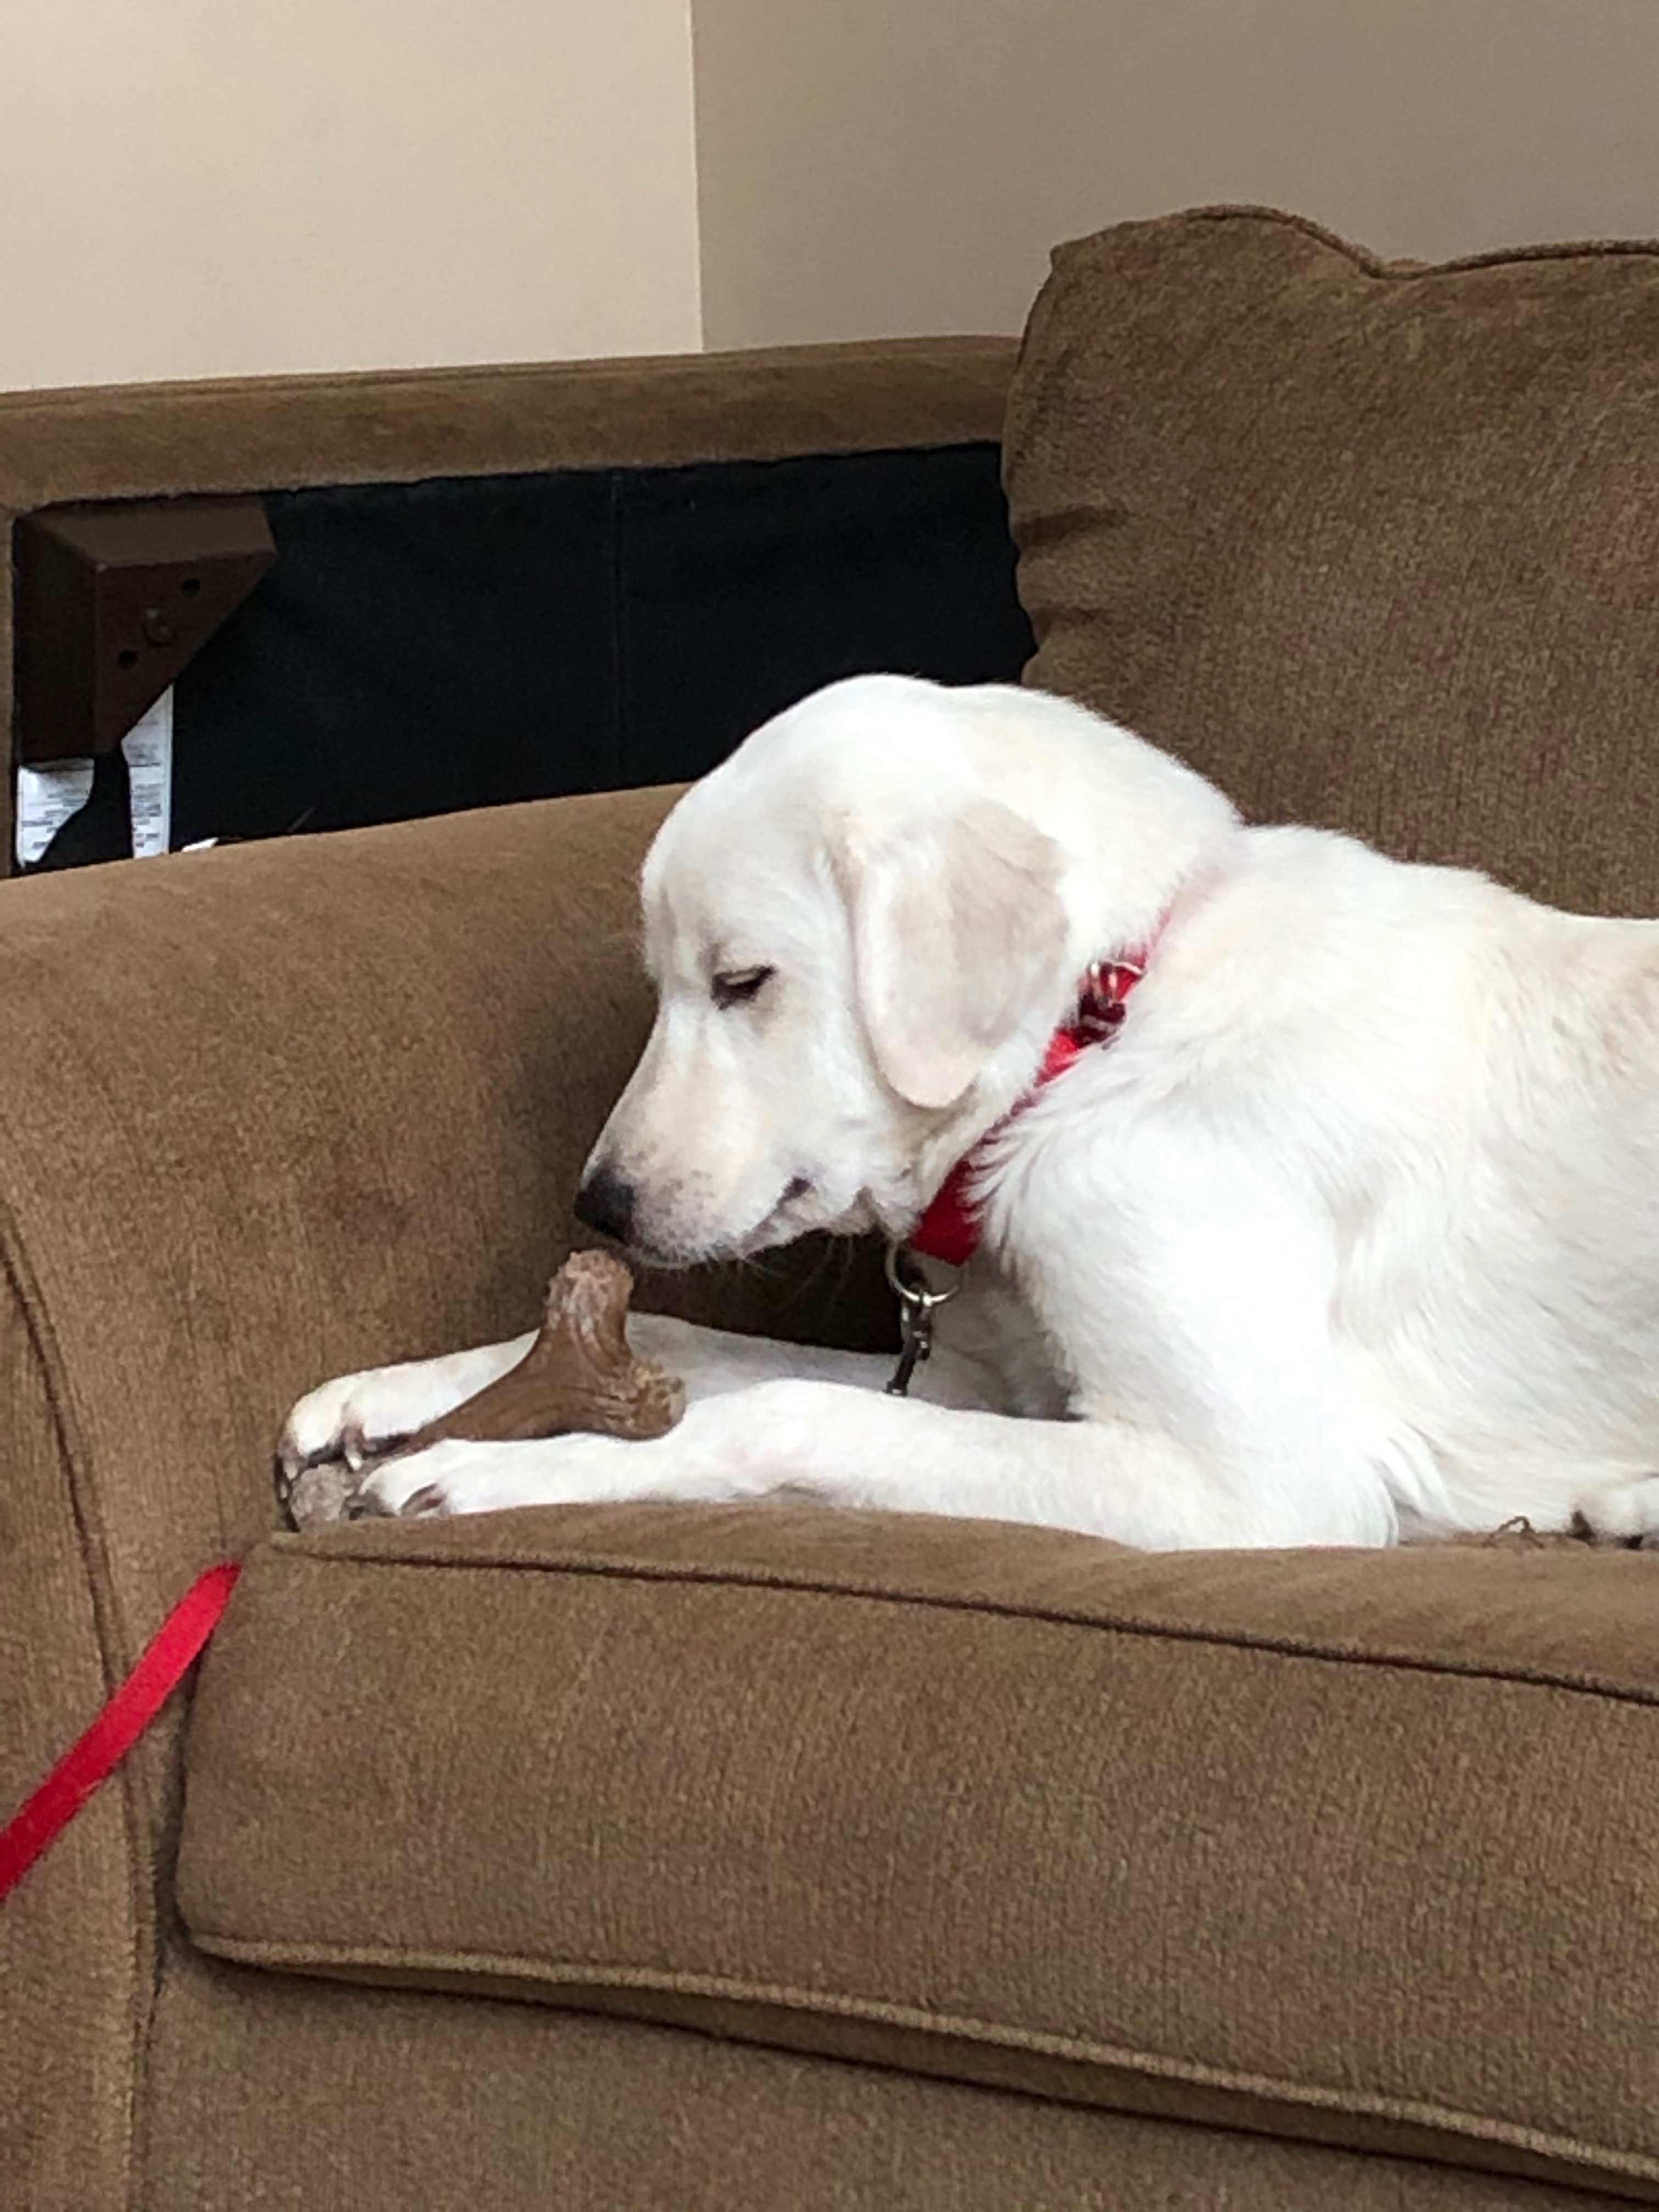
[178,1504,1659,2200]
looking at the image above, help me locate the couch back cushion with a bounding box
[1004,207,1659,915]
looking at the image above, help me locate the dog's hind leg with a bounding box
[1573,1474,1659,1547]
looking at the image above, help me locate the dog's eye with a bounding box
[711,966,774,1009]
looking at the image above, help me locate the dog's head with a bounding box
[574,677,1081,1266]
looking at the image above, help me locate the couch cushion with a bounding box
[142,1954,1631,2212]
[1005,206,1659,915]
[178,1504,1659,2202]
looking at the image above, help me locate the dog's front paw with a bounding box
[280,1365,431,1480]
[278,1338,535,1490]
[354,1433,633,1520]
[277,1359,490,1528]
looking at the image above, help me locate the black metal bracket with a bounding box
[15,496,275,765]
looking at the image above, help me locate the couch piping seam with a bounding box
[1069,202,1659,284]
[186,1930,1658,2184]
[272,1543,1659,1711]
[0,1194,149,2212]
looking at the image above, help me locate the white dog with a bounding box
[281,675,1659,1550]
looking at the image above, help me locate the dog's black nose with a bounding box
[573,1163,637,1245]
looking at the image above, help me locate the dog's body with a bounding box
[283,676,1659,1548]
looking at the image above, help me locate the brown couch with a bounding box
[7,208,1659,2210]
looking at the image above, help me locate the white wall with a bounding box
[691,0,1659,348]
[0,0,703,390]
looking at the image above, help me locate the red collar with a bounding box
[906,949,1151,1268]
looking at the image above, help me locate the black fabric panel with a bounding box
[29,442,1030,868]
[616,444,1033,785]
[171,470,618,850]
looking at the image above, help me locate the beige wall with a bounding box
[0,0,702,391]
[9,1,1659,390]
[692,0,1659,348]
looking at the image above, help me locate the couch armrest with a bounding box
[2,336,1018,869]
[0,336,1018,516]
[0,791,886,2209]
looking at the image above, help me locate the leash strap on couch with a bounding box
[0,1561,241,1903]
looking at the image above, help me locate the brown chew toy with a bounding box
[284,1251,684,1528]
[404,1250,684,1451]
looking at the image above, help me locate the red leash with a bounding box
[0,1561,241,1902]
[0,946,1165,1892]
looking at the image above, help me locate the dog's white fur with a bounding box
[283,675,1659,1549]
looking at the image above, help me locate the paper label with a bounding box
[15,758,95,867]
[122,689,174,859]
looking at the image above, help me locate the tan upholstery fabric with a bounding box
[0,337,1015,514]
[0,794,887,2212]
[140,1951,1627,2212]
[19,237,1659,2210]
[0,334,1015,867]
[1005,206,1659,914]
[179,1506,1659,2201]
[0,1276,139,2212]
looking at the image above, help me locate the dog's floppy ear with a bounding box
[837,796,1070,1110]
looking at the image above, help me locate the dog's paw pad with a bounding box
[284,1459,366,1529]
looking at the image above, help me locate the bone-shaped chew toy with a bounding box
[283,1251,684,1527]
[403,1250,684,1452]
